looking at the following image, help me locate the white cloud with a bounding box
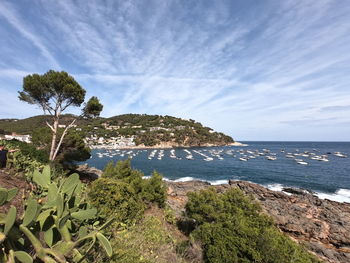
[0,1,60,69]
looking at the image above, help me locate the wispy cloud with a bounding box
[0,1,60,69]
[319,105,350,112]
[0,0,350,140]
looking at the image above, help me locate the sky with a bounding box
[0,0,349,141]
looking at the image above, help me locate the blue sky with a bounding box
[0,0,349,141]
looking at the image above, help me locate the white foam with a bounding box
[266,184,350,203]
[163,177,229,185]
[209,179,229,185]
[266,183,284,192]
[265,183,291,195]
[174,177,196,182]
[337,189,350,198]
[316,189,350,203]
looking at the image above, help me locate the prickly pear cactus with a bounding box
[0,165,113,263]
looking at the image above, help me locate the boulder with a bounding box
[75,164,103,179]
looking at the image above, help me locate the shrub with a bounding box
[102,159,142,180]
[89,160,167,225]
[89,178,145,225]
[185,188,322,263]
[1,140,48,174]
[141,171,167,208]
[2,139,49,163]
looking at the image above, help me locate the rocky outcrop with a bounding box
[75,164,103,179]
[166,180,350,263]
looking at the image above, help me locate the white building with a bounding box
[4,134,32,143]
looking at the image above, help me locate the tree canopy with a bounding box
[82,96,104,119]
[19,70,86,114]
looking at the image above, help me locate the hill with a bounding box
[0,114,234,148]
[0,114,91,134]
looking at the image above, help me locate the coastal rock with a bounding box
[166,180,350,263]
[75,164,103,179]
[282,187,313,195]
[167,180,212,216]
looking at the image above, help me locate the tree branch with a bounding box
[61,101,73,112]
[46,121,55,132]
[52,119,77,160]
[43,101,55,114]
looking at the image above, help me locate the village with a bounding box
[0,121,200,149]
[84,122,193,148]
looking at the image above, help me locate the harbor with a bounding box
[83,141,350,201]
[92,146,347,164]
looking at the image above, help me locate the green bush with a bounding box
[89,178,145,225]
[2,139,49,163]
[1,140,48,174]
[141,171,167,208]
[102,159,140,179]
[88,160,167,226]
[185,188,322,263]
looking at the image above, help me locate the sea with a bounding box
[82,141,350,203]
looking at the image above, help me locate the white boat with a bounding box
[334,152,348,158]
[186,156,194,160]
[239,157,247,161]
[311,156,321,160]
[297,161,308,165]
[266,156,277,161]
[319,158,329,162]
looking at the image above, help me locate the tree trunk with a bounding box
[52,119,76,161]
[49,118,58,161]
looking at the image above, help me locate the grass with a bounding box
[108,206,200,263]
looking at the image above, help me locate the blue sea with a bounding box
[82,141,350,203]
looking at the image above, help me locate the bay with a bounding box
[82,141,350,202]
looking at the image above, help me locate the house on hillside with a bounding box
[4,133,32,143]
[175,125,186,130]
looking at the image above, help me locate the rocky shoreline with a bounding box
[75,164,349,263]
[166,180,350,263]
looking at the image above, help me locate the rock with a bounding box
[282,187,311,195]
[166,181,211,217]
[166,180,350,263]
[75,164,103,179]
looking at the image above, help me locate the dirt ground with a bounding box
[0,169,29,217]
